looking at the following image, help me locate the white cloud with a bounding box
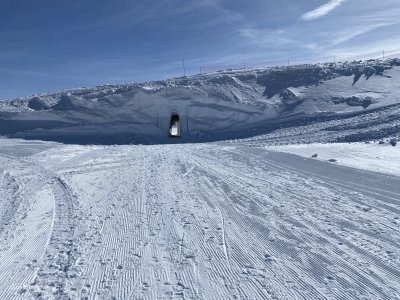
[302,0,346,21]
[330,23,388,46]
[239,28,294,47]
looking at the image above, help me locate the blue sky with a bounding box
[1,0,400,99]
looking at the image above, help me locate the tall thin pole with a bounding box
[186,107,189,134]
[182,59,186,77]
[243,61,246,69]
[334,54,336,64]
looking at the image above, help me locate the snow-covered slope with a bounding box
[268,142,400,176]
[1,59,400,144]
[1,139,400,299]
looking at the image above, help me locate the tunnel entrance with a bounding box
[169,114,181,137]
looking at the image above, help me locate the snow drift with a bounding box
[1,58,400,144]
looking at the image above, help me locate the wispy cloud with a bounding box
[239,28,293,47]
[302,0,346,21]
[331,22,390,46]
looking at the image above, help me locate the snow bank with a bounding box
[268,142,400,176]
[1,58,400,144]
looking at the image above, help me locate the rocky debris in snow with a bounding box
[279,88,302,106]
[332,96,374,108]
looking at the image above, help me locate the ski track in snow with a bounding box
[0,140,400,299]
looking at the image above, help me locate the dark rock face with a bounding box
[361,97,374,109]
[27,97,49,111]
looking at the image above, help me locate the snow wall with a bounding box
[1,59,400,145]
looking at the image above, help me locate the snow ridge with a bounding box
[1,58,400,144]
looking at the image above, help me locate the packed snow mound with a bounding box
[51,94,78,110]
[1,58,400,144]
[27,97,50,111]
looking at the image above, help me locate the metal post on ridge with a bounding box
[186,107,189,135]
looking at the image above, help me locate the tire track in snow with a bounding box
[184,145,400,299]
[28,171,81,299]
[0,166,22,237]
[2,142,398,299]
[0,155,55,300]
[186,150,328,299]
[222,145,400,299]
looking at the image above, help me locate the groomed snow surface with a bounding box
[1,138,400,299]
[268,142,400,176]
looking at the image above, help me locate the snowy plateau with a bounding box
[0,59,400,299]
